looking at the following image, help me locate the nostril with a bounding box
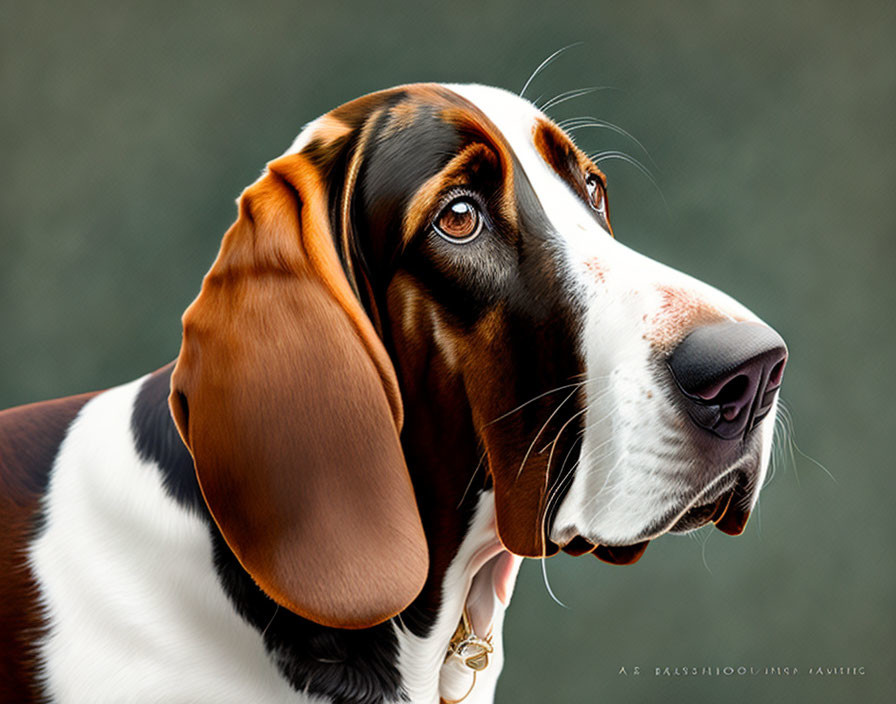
[702,374,749,405]
[768,358,786,387]
[694,370,757,423]
[713,374,751,421]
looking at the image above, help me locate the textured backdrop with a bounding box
[2,1,894,702]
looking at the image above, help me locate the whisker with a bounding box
[561,118,659,171]
[260,605,279,638]
[699,527,713,574]
[792,438,835,482]
[589,150,669,212]
[539,435,587,552]
[486,380,589,426]
[544,437,585,517]
[540,408,589,526]
[576,454,627,515]
[556,429,625,518]
[457,450,488,509]
[778,403,800,487]
[779,399,836,483]
[537,387,615,453]
[520,43,584,99]
[540,556,568,608]
[515,387,582,481]
[766,404,791,488]
[540,86,618,113]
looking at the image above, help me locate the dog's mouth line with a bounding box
[558,472,754,564]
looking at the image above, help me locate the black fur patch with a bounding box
[131,364,203,509]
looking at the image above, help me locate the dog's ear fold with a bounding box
[169,153,428,629]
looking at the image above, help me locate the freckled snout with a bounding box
[667,321,787,440]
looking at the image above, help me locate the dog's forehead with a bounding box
[284,83,610,258]
[286,83,584,185]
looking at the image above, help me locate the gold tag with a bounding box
[446,610,493,672]
[463,649,489,671]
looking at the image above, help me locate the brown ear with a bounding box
[169,153,428,629]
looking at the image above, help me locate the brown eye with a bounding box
[585,174,607,217]
[434,198,483,243]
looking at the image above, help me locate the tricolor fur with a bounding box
[0,83,785,703]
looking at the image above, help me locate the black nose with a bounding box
[667,321,787,439]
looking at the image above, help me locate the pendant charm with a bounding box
[455,635,493,671]
[446,610,494,672]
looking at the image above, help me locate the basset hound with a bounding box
[0,83,787,703]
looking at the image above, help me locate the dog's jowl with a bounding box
[0,83,785,704]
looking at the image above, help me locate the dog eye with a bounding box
[434,198,483,243]
[585,174,607,217]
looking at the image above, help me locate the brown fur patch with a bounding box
[170,152,428,629]
[471,304,506,347]
[384,273,484,625]
[438,105,517,221]
[533,117,604,185]
[0,391,99,700]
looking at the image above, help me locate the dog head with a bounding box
[169,83,786,628]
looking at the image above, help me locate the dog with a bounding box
[0,83,787,703]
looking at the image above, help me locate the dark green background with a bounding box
[3,1,893,702]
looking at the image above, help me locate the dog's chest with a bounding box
[28,376,508,704]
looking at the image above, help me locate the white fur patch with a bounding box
[30,378,306,703]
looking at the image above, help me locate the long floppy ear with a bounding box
[169,152,428,629]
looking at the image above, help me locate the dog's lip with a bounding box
[560,536,651,565]
[559,482,752,562]
[594,541,651,565]
[687,478,753,536]
[713,492,752,535]
[667,472,755,535]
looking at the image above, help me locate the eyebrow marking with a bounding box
[438,103,519,214]
[532,117,606,188]
[532,116,613,234]
[401,141,511,245]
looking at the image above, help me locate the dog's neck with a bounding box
[387,340,524,702]
[132,363,520,704]
[396,492,521,704]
